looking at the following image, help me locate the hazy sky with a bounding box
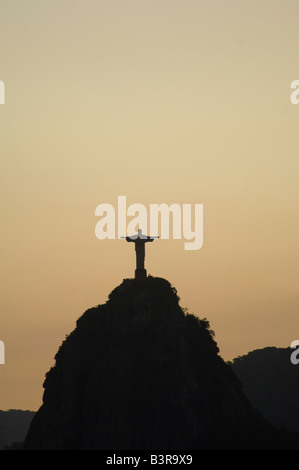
[0,0,299,410]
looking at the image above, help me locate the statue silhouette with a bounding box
[124,229,158,279]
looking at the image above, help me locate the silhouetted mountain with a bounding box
[24,277,299,450]
[230,347,299,432]
[0,410,35,450]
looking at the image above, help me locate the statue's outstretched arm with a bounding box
[145,236,159,242]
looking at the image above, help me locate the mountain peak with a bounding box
[24,277,298,450]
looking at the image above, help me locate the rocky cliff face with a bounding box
[24,277,298,449]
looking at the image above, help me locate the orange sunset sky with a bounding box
[0,0,299,411]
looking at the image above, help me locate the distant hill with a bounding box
[24,277,299,449]
[230,347,299,432]
[0,410,35,449]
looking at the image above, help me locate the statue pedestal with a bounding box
[135,268,147,279]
